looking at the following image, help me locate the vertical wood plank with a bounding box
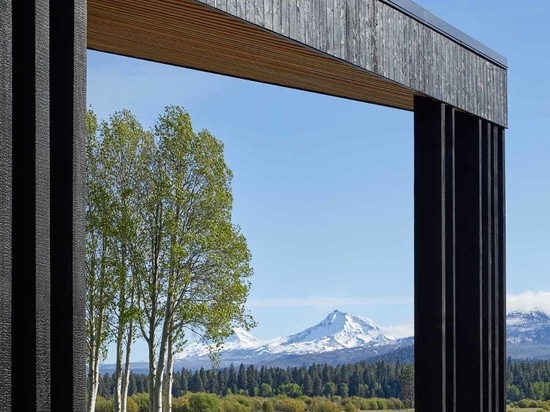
[455,112,483,412]
[414,95,449,412]
[319,0,327,52]
[264,0,273,30]
[326,0,334,55]
[310,0,319,49]
[50,0,87,409]
[289,0,297,39]
[334,0,345,59]
[281,0,289,36]
[11,1,49,409]
[273,0,281,33]
[255,0,264,26]
[347,0,358,65]
[0,1,13,409]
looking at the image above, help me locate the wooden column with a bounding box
[0,1,87,410]
[414,95,506,412]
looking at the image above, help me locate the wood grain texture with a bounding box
[87,0,507,126]
[0,1,13,408]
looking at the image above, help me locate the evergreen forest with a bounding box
[94,358,550,403]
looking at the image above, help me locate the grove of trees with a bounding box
[86,106,255,412]
[92,358,550,410]
[96,360,415,406]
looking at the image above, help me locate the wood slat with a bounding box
[88,0,417,111]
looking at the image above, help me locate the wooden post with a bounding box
[0,1,87,410]
[414,95,506,412]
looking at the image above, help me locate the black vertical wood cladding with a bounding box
[50,0,87,410]
[1,1,506,410]
[414,95,505,412]
[497,125,507,412]
[454,111,483,411]
[12,1,43,409]
[0,1,13,411]
[444,105,456,412]
[414,97,454,412]
[0,1,87,410]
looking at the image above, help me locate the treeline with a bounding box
[85,107,255,412]
[96,358,550,403]
[507,359,550,401]
[98,360,414,403]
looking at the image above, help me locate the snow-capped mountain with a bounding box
[507,310,550,343]
[178,327,265,358]
[100,309,550,373]
[285,310,395,346]
[172,310,409,369]
[268,310,396,353]
[506,310,550,358]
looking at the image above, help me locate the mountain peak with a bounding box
[227,327,263,349]
[507,310,550,323]
[282,310,395,349]
[506,309,550,348]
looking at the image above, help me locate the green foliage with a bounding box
[277,383,303,398]
[93,396,113,412]
[260,383,273,397]
[323,382,337,398]
[222,398,251,412]
[342,399,359,412]
[398,363,414,407]
[130,392,150,412]
[510,399,550,411]
[94,357,550,411]
[125,397,139,412]
[272,397,306,412]
[86,105,257,410]
[172,395,190,412]
[308,398,341,412]
[262,400,275,412]
[188,392,222,412]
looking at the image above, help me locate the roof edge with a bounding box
[380,0,508,69]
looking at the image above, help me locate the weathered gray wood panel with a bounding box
[195,0,507,126]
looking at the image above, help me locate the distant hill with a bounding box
[100,309,550,373]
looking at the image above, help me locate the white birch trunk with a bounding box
[113,325,124,412]
[162,336,175,412]
[121,318,134,412]
[87,346,100,412]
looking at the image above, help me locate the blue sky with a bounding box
[87,0,550,363]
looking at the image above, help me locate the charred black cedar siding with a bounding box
[196,0,507,127]
[50,0,87,410]
[0,0,86,410]
[0,1,12,409]
[415,95,506,412]
[2,1,507,411]
[11,0,51,409]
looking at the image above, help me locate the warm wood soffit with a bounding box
[87,0,507,126]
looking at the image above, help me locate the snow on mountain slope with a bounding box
[506,310,550,344]
[261,310,396,354]
[175,309,397,361]
[177,327,265,358]
[100,309,550,372]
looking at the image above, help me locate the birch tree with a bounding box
[136,106,255,412]
[86,109,152,412]
[97,110,151,412]
[86,108,117,412]
[86,105,254,412]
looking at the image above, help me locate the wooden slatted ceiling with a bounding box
[87,0,417,111]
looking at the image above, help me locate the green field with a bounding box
[507,409,546,412]
[353,409,543,412]
[374,408,544,412]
